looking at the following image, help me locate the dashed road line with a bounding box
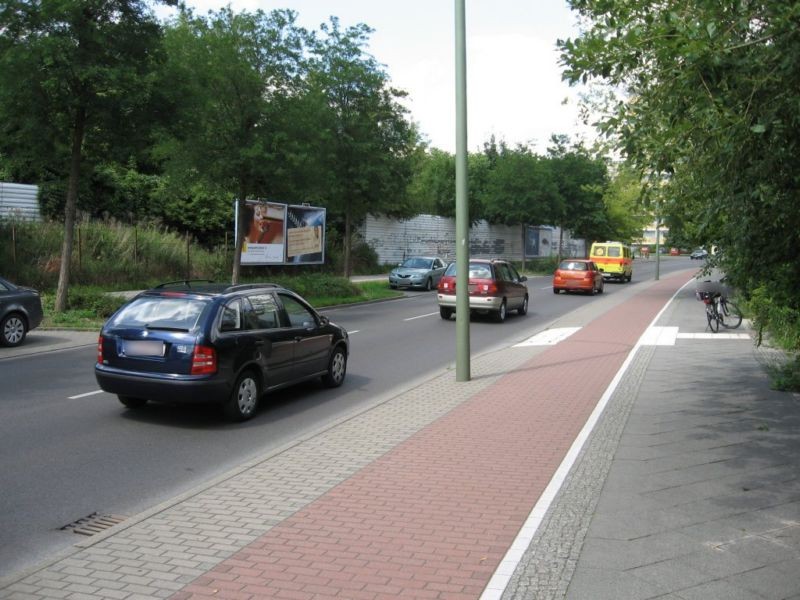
[403,312,439,321]
[68,390,104,400]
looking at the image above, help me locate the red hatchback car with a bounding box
[553,259,604,295]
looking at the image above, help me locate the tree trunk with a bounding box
[520,225,526,271]
[558,224,564,263]
[232,181,248,284]
[343,207,352,278]
[54,105,86,313]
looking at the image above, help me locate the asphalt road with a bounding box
[0,256,694,580]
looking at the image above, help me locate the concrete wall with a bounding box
[0,183,40,221]
[359,214,586,265]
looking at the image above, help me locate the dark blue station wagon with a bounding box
[95,281,349,421]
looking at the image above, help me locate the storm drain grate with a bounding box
[60,512,127,536]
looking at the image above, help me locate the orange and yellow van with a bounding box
[589,241,633,282]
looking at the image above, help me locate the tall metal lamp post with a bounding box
[455,0,470,381]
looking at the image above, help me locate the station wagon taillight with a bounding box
[97,335,104,364]
[191,345,217,375]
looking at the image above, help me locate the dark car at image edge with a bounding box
[0,275,43,347]
[94,280,349,421]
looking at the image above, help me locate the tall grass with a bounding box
[1,218,230,290]
[1,218,399,329]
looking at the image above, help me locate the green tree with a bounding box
[0,0,168,310]
[603,165,652,245]
[482,141,559,269]
[308,18,419,276]
[547,135,610,257]
[559,0,800,347]
[406,147,490,224]
[157,7,308,283]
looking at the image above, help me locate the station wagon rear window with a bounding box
[444,262,493,278]
[110,297,207,330]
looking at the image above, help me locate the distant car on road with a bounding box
[437,258,528,322]
[95,281,349,421]
[552,259,604,295]
[0,276,43,347]
[388,256,447,291]
[690,248,708,260]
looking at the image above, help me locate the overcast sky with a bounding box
[161,1,591,153]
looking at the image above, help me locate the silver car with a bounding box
[388,256,447,291]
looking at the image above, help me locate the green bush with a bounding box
[746,284,800,391]
[65,286,129,318]
[520,256,559,274]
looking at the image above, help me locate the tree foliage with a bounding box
[156,6,309,282]
[0,0,169,309]
[560,0,800,347]
[307,18,419,276]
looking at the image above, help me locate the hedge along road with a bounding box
[0,257,694,581]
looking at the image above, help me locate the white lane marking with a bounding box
[513,327,581,347]
[481,276,696,600]
[403,312,439,322]
[540,285,553,290]
[68,390,105,400]
[348,330,361,335]
[640,328,751,345]
[677,332,750,340]
[640,326,679,345]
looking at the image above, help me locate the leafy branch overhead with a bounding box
[559,0,800,351]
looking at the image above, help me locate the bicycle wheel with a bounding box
[706,304,719,332]
[720,299,743,329]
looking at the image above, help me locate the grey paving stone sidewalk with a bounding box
[503,287,800,600]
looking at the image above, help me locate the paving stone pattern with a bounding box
[5,272,796,600]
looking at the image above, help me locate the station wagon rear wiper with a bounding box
[144,324,190,332]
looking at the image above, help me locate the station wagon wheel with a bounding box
[518,296,528,315]
[598,281,604,294]
[494,300,507,323]
[322,346,347,388]
[440,307,453,320]
[424,278,432,291]
[224,370,260,422]
[1,313,27,347]
[118,395,148,409]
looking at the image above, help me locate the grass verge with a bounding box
[41,278,401,331]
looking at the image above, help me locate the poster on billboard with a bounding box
[286,205,326,264]
[237,200,326,265]
[524,225,540,258]
[240,201,287,264]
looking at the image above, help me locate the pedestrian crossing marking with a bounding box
[514,327,581,347]
[514,326,750,349]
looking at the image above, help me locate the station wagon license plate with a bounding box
[123,340,165,357]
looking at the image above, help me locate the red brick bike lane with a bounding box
[174,272,691,600]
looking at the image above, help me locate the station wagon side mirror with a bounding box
[520,276,528,282]
[319,315,329,327]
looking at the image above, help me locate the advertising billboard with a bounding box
[238,200,326,265]
[286,204,325,264]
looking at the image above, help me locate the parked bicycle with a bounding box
[696,288,742,332]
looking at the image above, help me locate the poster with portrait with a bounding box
[240,201,287,264]
[286,205,326,264]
